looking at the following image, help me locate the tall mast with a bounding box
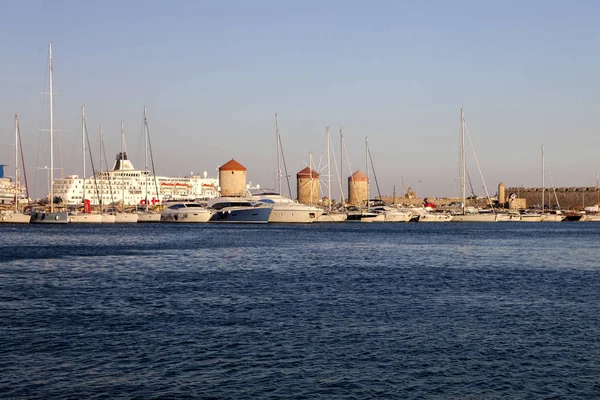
[326,126,331,212]
[121,119,125,210]
[542,145,545,210]
[340,128,343,206]
[14,115,19,212]
[365,136,369,210]
[81,106,86,205]
[49,42,55,213]
[144,107,149,211]
[596,171,600,206]
[99,125,103,212]
[460,108,466,214]
[309,152,313,205]
[275,112,281,195]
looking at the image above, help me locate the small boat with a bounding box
[562,212,583,222]
[208,198,271,223]
[581,213,600,222]
[0,210,31,224]
[0,116,30,224]
[160,201,213,223]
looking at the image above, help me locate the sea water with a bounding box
[1,223,600,398]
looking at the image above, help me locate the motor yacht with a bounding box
[246,189,323,223]
[160,201,213,223]
[208,197,271,223]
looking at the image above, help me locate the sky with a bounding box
[1,0,599,201]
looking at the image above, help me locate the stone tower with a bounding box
[297,167,319,205]
[498,181,506,205]
[348,170,369,206]
[218,159,247,197]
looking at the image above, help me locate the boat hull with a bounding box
[0,212,31,224]
[69,213,103,223]
[137,213,161,223]
[161,210,213,223]
[267,208,323,223]
[581,214,600,222]
[114,213,138,223]
[314,212,348,222]
[419,213,453,222]
[542,214,564,222]
[30,211,69,224]
[520,214,544,222]
[383,212,412,222]
[101,214,116,223]
[451,214,497,222]
[209,207,271,223]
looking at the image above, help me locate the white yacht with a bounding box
[160,201,213,223]
[368,201,412,222]
[208,197,271,223]
[246,189,323,223]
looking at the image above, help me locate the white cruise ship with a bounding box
[53,152,219,207]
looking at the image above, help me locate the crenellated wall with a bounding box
[505,187,599,210]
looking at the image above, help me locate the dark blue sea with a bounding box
[1,223,600,399]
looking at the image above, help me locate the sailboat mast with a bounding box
[49,43,55,213]
[341,129,345,204]
[144,107,149,211]
[597,170,599,207]
[365,136,370,210]
[14,115,19,212]
[275,112,282,195]
[326,126,331,212]
[308,152,314,205]
[460,108,466,214]
[81,106,86,205]
[121,120,125,210]
[542,145,545,210]
[99,125,103,212]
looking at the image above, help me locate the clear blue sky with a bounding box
[1,0,599,200]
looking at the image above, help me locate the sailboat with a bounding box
[0,115,31,223]
[451,108,497,222]
[245,112,323,223]
[30,43,69,224]
[136,107,161,222]
[540,145,565,222]
[364,137,411,222]
[314,127,347,222]
[69,106,102,223]
[98,126,116,223]
[113,120,138,223]
[581,171,600,221]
